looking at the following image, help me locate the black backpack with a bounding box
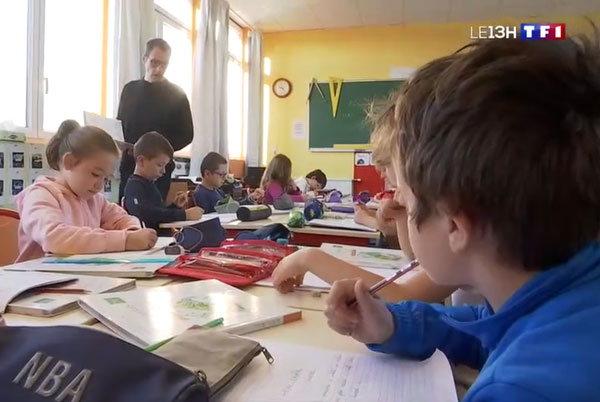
[0,326,209,402]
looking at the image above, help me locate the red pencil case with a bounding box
[158,248,280,287]
[219,240,295,259]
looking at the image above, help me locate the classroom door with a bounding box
[353,152,385,196]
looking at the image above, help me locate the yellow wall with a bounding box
[263,15,598,179]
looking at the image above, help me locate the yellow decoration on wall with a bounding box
[328,77,343,118]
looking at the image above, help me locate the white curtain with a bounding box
[245,30,263,168]
[115,0,155,116]
[189,0,230,176]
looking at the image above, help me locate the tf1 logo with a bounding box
[470,24,565,40]
[521,24,565,40]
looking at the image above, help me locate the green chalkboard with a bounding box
[308,80,404,150]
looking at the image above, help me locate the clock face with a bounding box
[273,78,292,98]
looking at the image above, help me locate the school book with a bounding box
[319,243,410,270]
[214,342,458,402]
[6,275,135,317]
[5,251,178,278]
[0,271,76,313]
[78,279,302,348]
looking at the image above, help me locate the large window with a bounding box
[43,0,104,132]
[227,22,245,160]
[0,1,28,128]
[160,21,192,101]
[155,0,193,157]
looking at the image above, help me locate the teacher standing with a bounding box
[117,38,193,201]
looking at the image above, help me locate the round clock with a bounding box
[272,78,292,98]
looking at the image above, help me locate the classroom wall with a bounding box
[263,14,599,180]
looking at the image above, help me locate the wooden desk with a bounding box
[224,215,379,247]
[160,211,380,246]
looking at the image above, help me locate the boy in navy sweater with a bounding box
[193,152,262,213]
[124,132,203,230]
[325,36,600,401]
[192,152,228,213]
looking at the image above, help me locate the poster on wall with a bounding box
[9,169,26,206]
[8,143,27,170]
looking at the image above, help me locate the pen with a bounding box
[347,260,419,307]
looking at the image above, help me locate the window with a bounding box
[0,1,28,128]
[227,22,245,159]
[155,0,192,29]
[155,1,193,107]
[43,0,104,133]
[161,21,192,101]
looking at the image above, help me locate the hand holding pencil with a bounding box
[324,261,419,344]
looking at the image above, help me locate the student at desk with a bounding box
[192,152,262,213]
[261,154,307,205]
[124,132,204,230]
[272,96,456,303]
[325,37,600,401]
[15,120,157,262]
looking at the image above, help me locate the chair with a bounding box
[0,209,20,266]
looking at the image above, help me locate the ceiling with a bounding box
[227,0,599,32]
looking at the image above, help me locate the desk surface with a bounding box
[161,213,380,240]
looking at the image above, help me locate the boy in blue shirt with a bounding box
[193,152,262,212]
[325,36,600,401]
[192,152,228,213]
[124,132,203,230]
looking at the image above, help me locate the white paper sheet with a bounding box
[216,343,458,402]
[83,111,124,142]
[307,218,378,232]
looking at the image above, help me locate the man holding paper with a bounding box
[117,38,193,201]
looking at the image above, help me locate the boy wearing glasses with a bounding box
[193,152,229,213]
[193,152,264,213]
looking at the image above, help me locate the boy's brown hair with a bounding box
[133,131,174,160]
[387,35,600,270]
[200,152,228,177]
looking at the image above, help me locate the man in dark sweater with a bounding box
[117,38,193,201]
[124,132,203,231]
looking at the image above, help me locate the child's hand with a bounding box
[272,249,310,293]
[301,194,308,202]
[125,229,158,250]
[325,279,395,344]
[185,206,204,220]
[377,199,414,259]
[174,191,189,208]
[353,203,373,227]
[249,188,264,202]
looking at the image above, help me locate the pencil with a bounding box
[347,260,419,307]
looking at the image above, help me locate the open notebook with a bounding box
[7,275,135,317]
[215,342,458,402]
[0,271,76,313]
[78,279,302,348]
[320,243,410,270]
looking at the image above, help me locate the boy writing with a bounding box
[325,36,600,401]
[124,132,203,230]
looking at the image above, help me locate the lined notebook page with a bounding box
[216,342,458,402]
